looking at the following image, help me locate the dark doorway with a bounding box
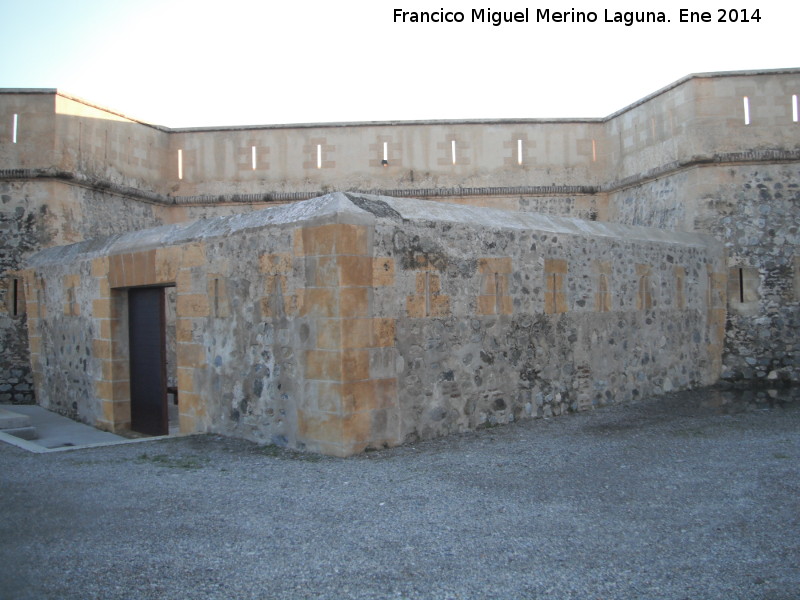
[129,287,168,435]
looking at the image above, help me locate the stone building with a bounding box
[0,68,798,454]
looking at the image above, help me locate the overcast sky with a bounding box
[1,0,797,127]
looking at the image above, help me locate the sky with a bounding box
[1,0,797,127]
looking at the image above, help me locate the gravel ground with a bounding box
[1,385,798,600]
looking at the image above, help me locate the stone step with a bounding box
[4,426,39,440]
[0,407,32,430]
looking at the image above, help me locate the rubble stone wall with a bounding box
[23,194,725,455]
[608,163,800,382]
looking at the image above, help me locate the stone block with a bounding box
[112,380,130,400]
[337,224,369,255]
[341,378,398,412]
[96,278,111,299]
[95,379,113,401]
[100,396,114,430]
[260,253,293,275]
[300,223,369,257]
[300,288,338,317]
[175,269,194,292]
[181,243,206,268]
[108,254,125,288]
[312,381,343,413]
[316,319,342,350]
[336,317,396,349]
[92,339,112,360]
[545,291,568,314]
[176,293,210,318]
[477,295,496,315]
[429,295,451,317]
[179,391,201,414]
[155,246,181,282]
[98,359,114,380]
[101,399,130,424]
[342,410,372,443]
[498,295,513,315]
[342,349,370,381]
[179,414,197,434]
[297,409,344,444]
[301,224,337,256]
[92,298,113,318]
[338,255,373,287]
[176,318,194,342]
[414,271,443,295]
[372,257,395,286]
[406,295,426,318]
[132,249,156,286]
[308,256,338,287]
[372,318,396,347]
[91,256,109,278]
[545,258,568,274]
[478,257,513,274]
[110,358,129,381]
[340,287,369,317]
[122,254,135,285]
[177,343,206,368]
[304,349,342,380]
[292,228,304,257]
[177,367,194,393]
[368,408,398,443]
[27,336,41,353]
[340,318,375,349]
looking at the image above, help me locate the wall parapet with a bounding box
[1,69,797,203]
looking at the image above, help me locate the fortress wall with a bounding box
[360,196,725,444]
[53,95,171,194]
[606,168,694,231]
[607,163,800,383]
[2,70,795,206]
[0,91,171,193]
[695,164,800,382]
[0,179,165,403]
[0,91,58,169]
[605,71,800,184]
[168,120,605,197]
[0,69,797,408]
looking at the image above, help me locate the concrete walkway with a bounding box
[0,404,163,452]
[1,385,798,599]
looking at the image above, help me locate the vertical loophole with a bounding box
[177,149,183,180]
[591,139,597,162]
[739,268,744,303]
[451,140,456,165]
[383,142,388,161]
[316,144,322,169]
[251,146,257,170]
[517,139,523,165]
[494,272,501,313]
[12,113,18,144]
[743,96,750,125]
[793,94,798,123]
[424,271,431,317]
[12,278,19,316]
